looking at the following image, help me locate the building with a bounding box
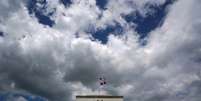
[76,95,123,101]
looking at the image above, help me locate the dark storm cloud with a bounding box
[0,40,72,101]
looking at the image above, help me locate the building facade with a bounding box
[76,95,123,101]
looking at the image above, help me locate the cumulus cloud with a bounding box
[0,0,27,21]
[0,0,201,101]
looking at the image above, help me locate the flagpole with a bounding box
[98,82,101,95]
[98,76,106,96]
[98,76,101,96]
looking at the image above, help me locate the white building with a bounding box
[76,95,123,101]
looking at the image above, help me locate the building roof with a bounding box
[76,95,123,98]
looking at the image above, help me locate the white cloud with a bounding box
[0,0,201,101]
[13,96,28,101]
[53,0,100,35]
[0,0,26,21]
[96,0,168,28]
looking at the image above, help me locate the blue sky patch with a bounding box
[25,0,174,45]
[96,0,108,10]
[92,0,175,44]
[87,22,123,44]
[0,92,46,101]
[27,0,55,27]
[123,0,175,39]
[0,31,4,37]
[59,0,72,7]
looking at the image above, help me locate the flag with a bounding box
[99,77,106,86]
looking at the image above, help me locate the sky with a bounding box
[0,0,201,101]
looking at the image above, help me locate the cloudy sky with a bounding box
[0,0,201,101]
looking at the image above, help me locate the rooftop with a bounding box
[76,95,123,98]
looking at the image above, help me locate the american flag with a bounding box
[99,77,106,86]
